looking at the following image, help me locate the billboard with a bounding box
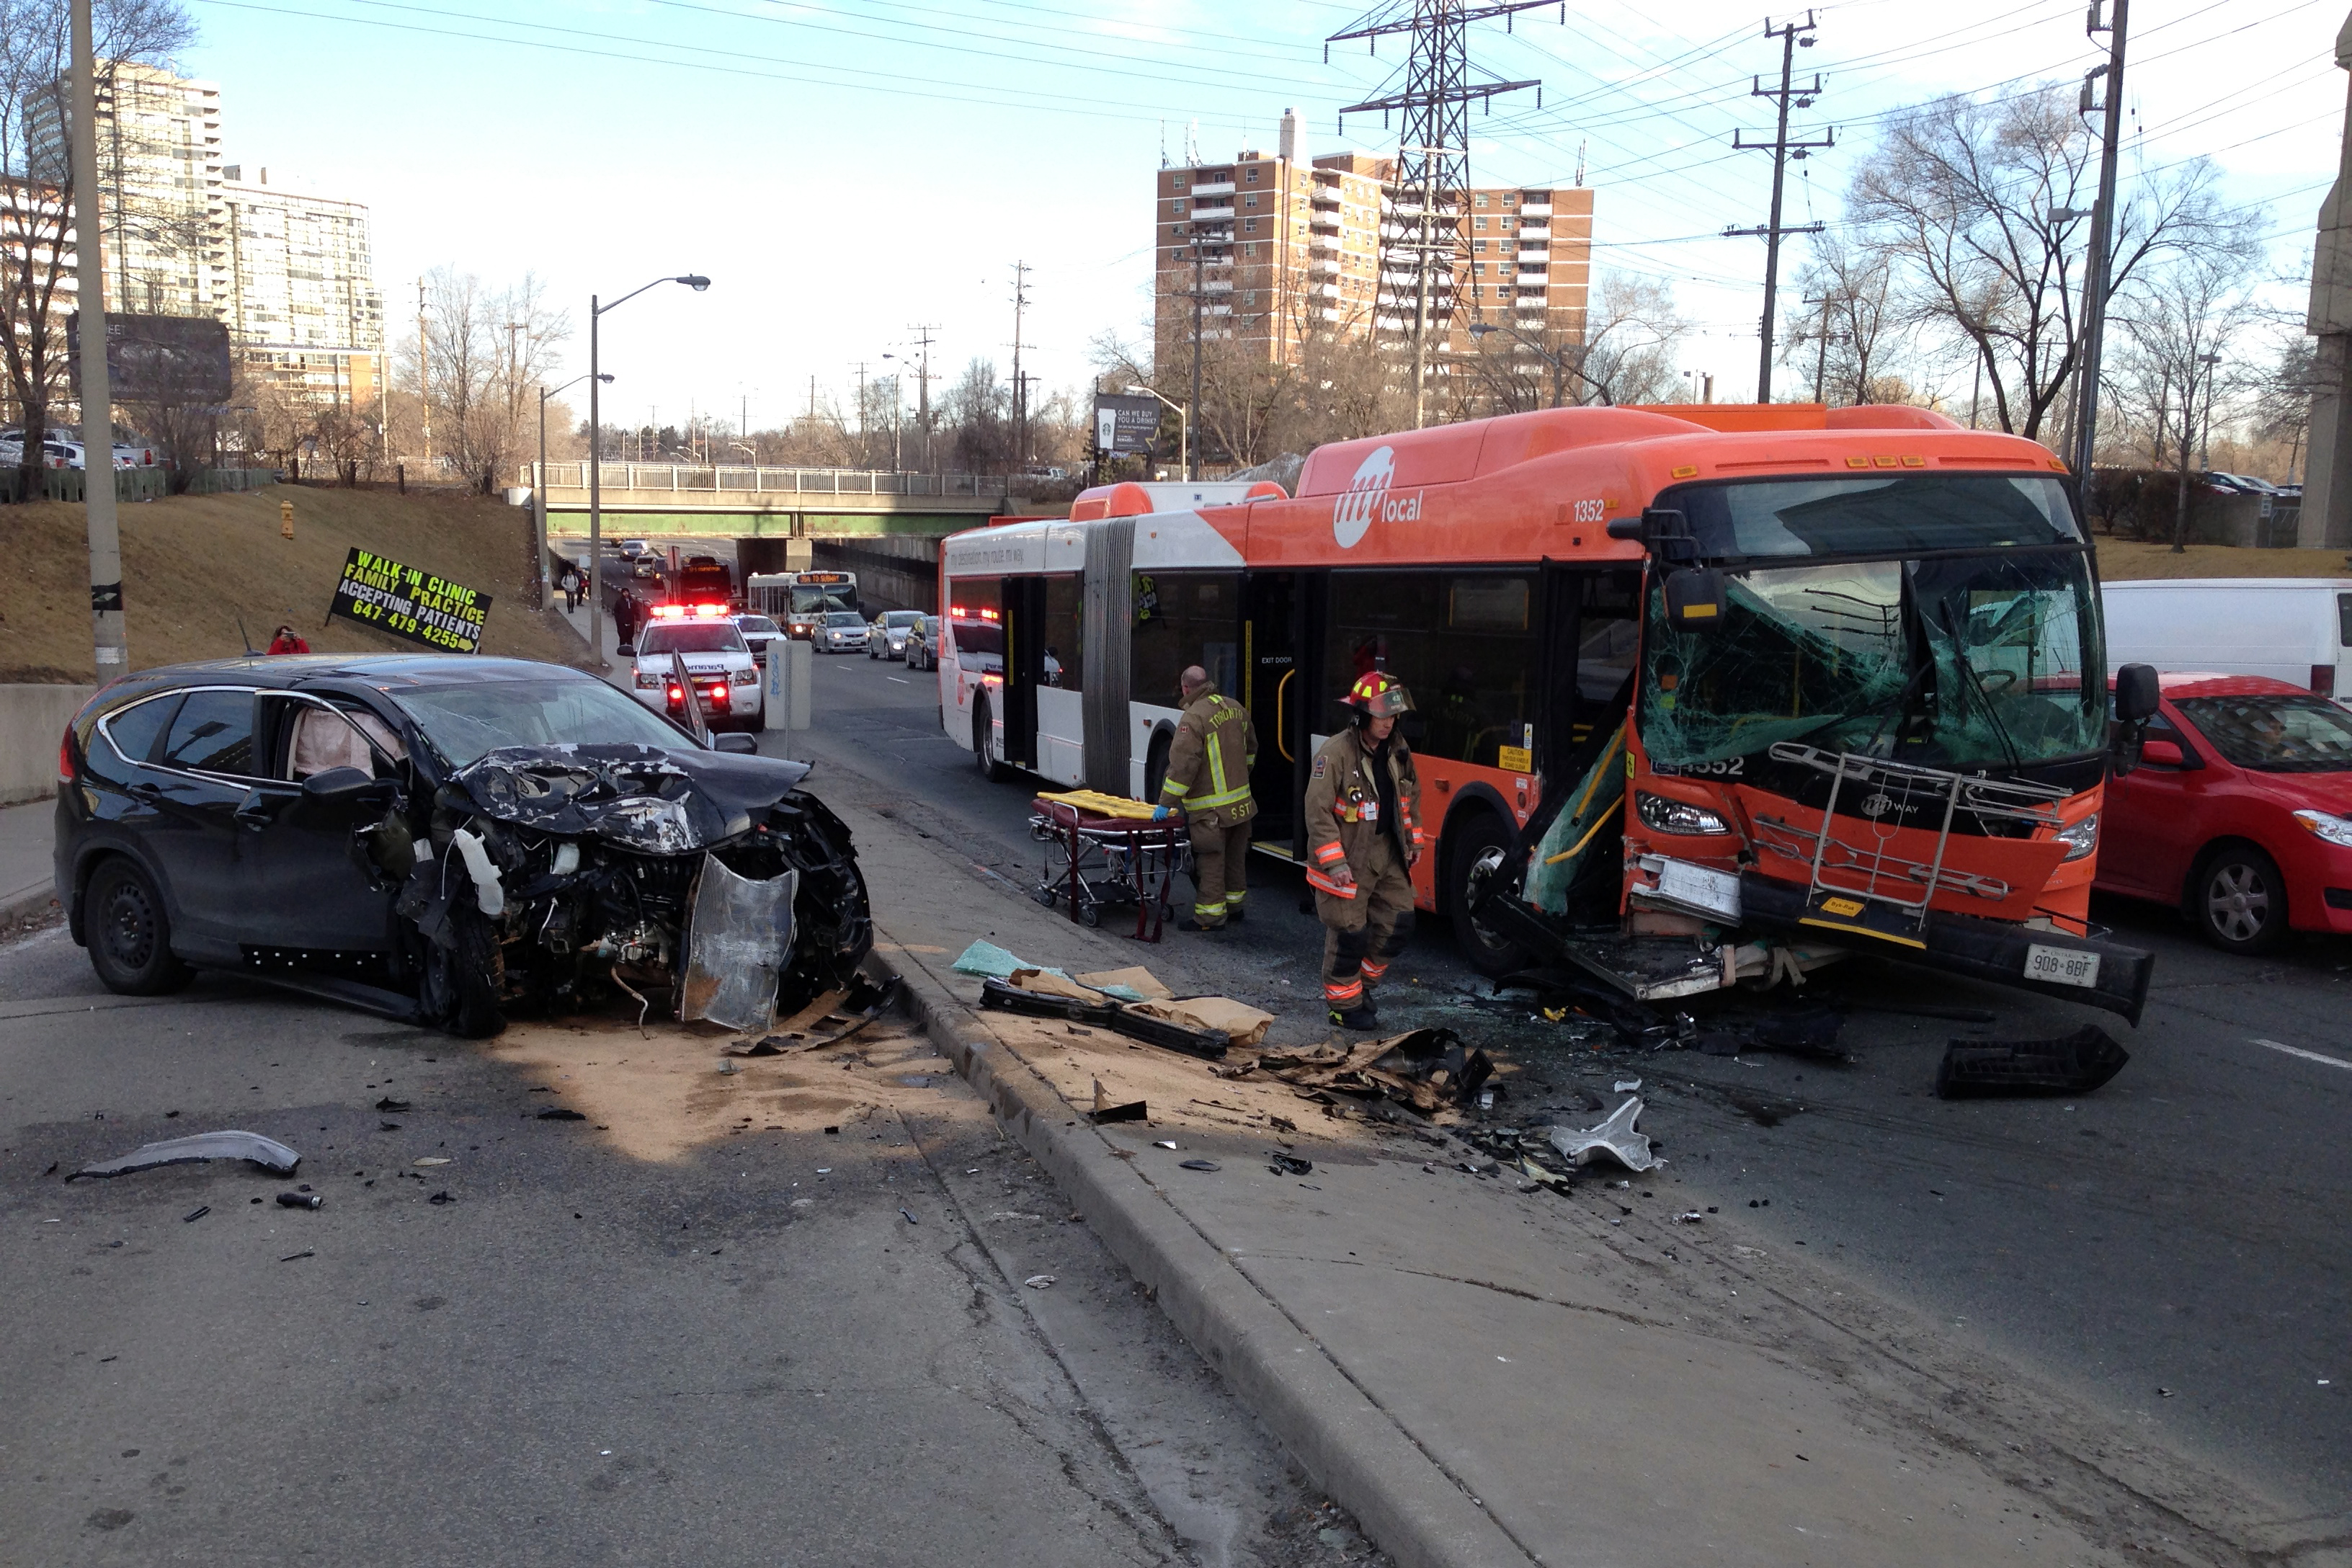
[1093,393,1163,456]
[68,313,233,404]
[329,548,492,654]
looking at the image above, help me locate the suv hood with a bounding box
[452,742,813,855]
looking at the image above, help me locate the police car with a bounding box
[628,604,763,731]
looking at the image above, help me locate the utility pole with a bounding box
[1190,241,1204,479]
[416,276,430,465]
[71,0,125,679]
[1010,261,1030,472]
[1725,12,1831,402]
[1329,0,1552,429]
[2070,0,2129,486]
[909,323,937,472]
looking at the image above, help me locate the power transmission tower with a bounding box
[2070,0,2129,486]
[1010,262,1030,470]
[1723,11,1832,403]
[908,323,938,471]
[1328,0,1552,428]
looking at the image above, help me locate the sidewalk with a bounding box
[0,798,56,925]
[820,778,2153,1568]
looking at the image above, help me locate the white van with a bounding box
[2101,578,2352,701]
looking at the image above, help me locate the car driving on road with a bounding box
[815,610,869,654]
[732,612,784,669]
[629,611,762,731]
[2098,672,2352,953]
[905,615,943,672]
[54,654,870,1036]
[868,609,925,660]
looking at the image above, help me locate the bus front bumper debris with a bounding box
[1734,874,2154,1027]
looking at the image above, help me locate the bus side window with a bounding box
[1042,574,1085,690]
[1131,571,1239,705]
[1327,571,1536,769]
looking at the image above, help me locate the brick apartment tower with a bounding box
[1154,110,1593,402]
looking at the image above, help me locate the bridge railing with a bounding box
[527,463,1011,499]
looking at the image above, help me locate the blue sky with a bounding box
[180,0,2344,424]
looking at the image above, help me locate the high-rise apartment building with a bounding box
[28,65,381,410]
[220,166,383,406]
[1153,111,1594,403]
[32,63,223,319]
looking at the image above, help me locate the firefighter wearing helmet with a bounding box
[1302,669,1424,1029]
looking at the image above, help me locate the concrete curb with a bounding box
[1,886,58,928]
[883,930,1537,1568]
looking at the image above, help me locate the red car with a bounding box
[2098,673,2352,953]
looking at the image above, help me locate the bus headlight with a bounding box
[1635,791,1729,836]
[2055,813,2099,861]
[2294,809,2352,849]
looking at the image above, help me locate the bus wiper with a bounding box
[1930,592,2022,771]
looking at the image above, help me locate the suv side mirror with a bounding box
[300,765,375,801]
[2114,663,2159,723]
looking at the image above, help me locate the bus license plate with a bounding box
[2024,944,2100,989]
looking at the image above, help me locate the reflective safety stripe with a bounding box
[1161,779,1190,798]
[1306,867,1357,898]
[1311,841,1347,865]
[1193,900,1228,918]
[1182,695,1251,813]
[1324,978,1363,1003]
[1360,958,1389,981]
[1224,890,1246,904]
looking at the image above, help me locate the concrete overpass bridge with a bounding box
[527,462,1014,541]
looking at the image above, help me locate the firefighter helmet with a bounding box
[1340,669,1415,720]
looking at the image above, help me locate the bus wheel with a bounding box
[1448,811,1528,979]
[974,695,1010,782]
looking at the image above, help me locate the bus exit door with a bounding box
[1245,573,1300,850]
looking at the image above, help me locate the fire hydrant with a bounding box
[280,498,295,539]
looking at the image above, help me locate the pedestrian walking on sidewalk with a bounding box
[1152,664,1257,932]
[1304,671,1422,1030]
[612,592,640,650]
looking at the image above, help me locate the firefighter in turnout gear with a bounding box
[1153,664,1259,931]
[1303,671,1423,1029]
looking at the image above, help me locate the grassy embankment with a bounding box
[0,486,588,684]
[2098,539,2350,581]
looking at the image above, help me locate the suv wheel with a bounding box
[2195,845,2289,955]
[84,857,193,995]
[1447,811,1529,978]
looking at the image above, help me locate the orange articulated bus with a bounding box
[938,404,2160,1022]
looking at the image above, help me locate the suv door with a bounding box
[141,687,262,956]
[236,694,408,953]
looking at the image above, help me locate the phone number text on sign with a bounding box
[328,548,492,654]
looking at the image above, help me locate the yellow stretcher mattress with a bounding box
[1035,788,1159,822]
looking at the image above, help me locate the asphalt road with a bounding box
[0,749,1381,1565]
[797,644,2352,1534]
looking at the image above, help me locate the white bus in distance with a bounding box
[937,481,1285,799]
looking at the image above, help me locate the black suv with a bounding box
[55,654,869,1035]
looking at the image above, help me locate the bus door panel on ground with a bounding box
[1244,572,1300,852]
[1130,570,1241,800]
[1321,568,1544,912]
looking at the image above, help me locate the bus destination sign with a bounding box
[329,548,492,654]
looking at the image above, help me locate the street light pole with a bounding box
[540,371,610,611]
[588,274,710,666]
[70,0,125,680]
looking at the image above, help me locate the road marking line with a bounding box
[887,677,909,684]
[2252,1038,2352,1072]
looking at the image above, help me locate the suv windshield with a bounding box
[734,616,779,636]
[638,623,746,655]
[1643,485,2104,770]
[2175,694,2352,772]
[392,677,691,765]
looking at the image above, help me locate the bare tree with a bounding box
[1786,235,1902,405]
[0,0,194,499]
[397,266,569,493]
[1576,272,1688,406]
[2114,245,2259,551]
[1849,87,2243,442]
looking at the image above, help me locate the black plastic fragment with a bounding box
[1935,1026,2129,1099]
[536,1108,588,1121]
[1178,1159,1221,1172]
[1267,1152,1312,1176]
[374,1097,411,1113]
[276,1193,323,1211]
[182,1206,208,1223]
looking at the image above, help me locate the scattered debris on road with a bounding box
[1024,1274,1056,1289]
[1934,1026,2130,1098]
[1267,1152,1313,1176]
[182,1206,208,1223]
[1178,1159,1221,1172]
[276,1193,324,1210]
[1547,1099,1660,1174]
[69,1130,301,1180]
[1090,1080,1149,1124]
[537,1107,588,1121]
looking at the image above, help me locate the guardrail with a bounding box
[527,463,1011,499]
